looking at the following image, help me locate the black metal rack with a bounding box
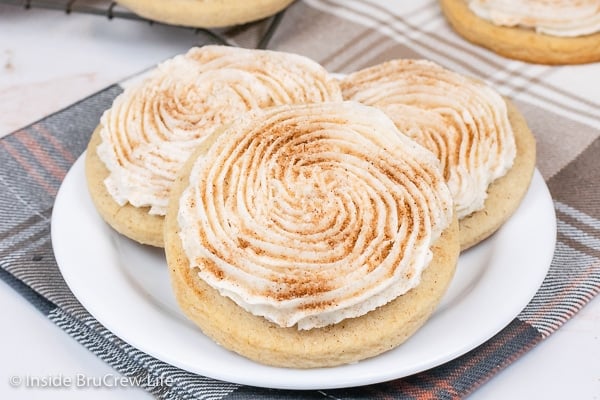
[0,0,286,49]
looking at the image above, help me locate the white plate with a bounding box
[51,154,556,390]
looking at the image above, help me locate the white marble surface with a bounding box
[0,4,599,399]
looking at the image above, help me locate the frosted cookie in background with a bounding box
[115,0,294,28]
[439,0,600,64]
[340,59,536,250]
[85,46,342,247]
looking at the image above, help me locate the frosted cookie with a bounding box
[115,0,294,28]
[164,101,459,368]
[340,59,536,250]
[85,46,343,247]
[85,126,165,247]
[440,0,600,65]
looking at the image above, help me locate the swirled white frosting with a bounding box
[469,0,600,37]
[341,59,516,219]
[178,102,454,330]
[97,46,342,215]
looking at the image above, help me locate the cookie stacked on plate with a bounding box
[86,45,343,247]
[339,60,536,250]
[85,45,535,368]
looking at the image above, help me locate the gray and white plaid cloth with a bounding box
[1,1,599,398]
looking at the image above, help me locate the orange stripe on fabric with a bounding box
[15,131,67,183]
[1,137,56,196]
[526,253,597,335]
[33,124,77,164]
[392,320,537,399]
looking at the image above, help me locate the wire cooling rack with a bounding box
[0,0,287,48]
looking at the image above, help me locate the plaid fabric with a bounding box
[1,0,599,398]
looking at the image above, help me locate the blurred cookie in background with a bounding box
[440,0,600,65]
[115,0,295,28]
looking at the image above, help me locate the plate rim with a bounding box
[51,153,556,390]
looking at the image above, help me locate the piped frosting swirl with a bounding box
[97,46,342,215]
[177,102,453,330]
[469,0,600,37]
[340,59,516,219]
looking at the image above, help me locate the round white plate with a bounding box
[51,154,556,390]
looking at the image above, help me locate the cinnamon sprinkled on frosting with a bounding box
[97,46,342,215]
[469,0,600,37]
[178,102,453,329]
[340,59,516,219]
